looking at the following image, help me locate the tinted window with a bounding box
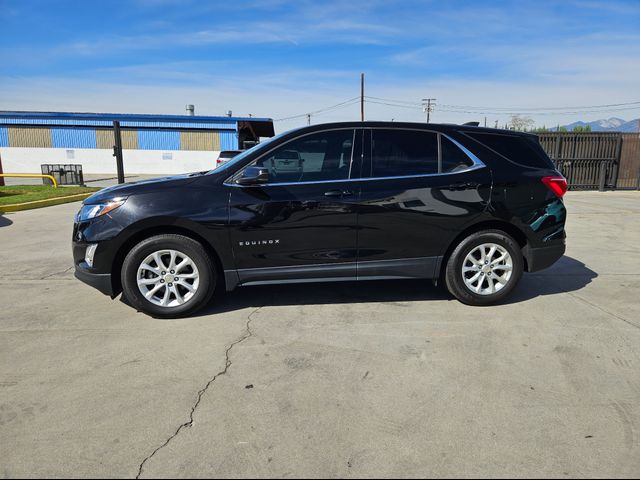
[255,129,354,183]
[219,151,240,159]
[441,137,474,172]
[466,132,554,169]
[370,129,438,177]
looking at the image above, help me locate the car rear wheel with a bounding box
[444,230,523,306]
[121,234,216,318]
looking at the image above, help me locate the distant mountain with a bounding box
[560,117,639,132]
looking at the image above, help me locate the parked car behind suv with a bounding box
[73,122,567,318]
[216,149,242,167]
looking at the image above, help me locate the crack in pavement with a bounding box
[547,277,640,330]
[564,290,640,330]
[135,306,262,479]
[39,266,74,280]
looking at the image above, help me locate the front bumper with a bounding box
[74,264,114,296]
[523,241,566,272]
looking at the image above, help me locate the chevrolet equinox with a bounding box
[73,122,567,318]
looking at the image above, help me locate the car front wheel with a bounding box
[444,229,523,306]
[121,234,216,318]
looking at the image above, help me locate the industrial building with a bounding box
[0,111,275,175]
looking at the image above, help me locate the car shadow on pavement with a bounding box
[197,278,449,317]
[0,214,13,227]
[190,255,597,317]
[505,255,597,304]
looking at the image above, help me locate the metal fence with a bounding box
[537,132,639,190]
[41,164,84,186]
[617,134,640,189]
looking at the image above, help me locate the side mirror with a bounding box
[236,166,269,186]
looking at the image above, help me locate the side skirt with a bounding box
[224,256,441,291]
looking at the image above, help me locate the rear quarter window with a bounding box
[441,136,474,172]
[465,132,555,169]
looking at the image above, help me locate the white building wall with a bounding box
[0,147,220,175]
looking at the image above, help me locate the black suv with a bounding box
[73,122,567,318]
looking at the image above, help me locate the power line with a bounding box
[365,95,422,106]
[274,97,360,122]
[436,106,640,115]
[365,99,422,110]
[365,99,640,115]
[273,96,640,126]
[438,100,640,111]
[366,96,640,113]
[369,95,640,110]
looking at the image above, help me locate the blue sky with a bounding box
[1,0,639,132]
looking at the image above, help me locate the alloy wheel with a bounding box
[461,243,513,295]
[136,249,200,307]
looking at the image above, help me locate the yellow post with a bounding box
[0,173,58,188]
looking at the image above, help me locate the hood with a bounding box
[83,172,205,204]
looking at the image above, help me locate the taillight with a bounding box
[541,176,567,198]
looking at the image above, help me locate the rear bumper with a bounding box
[74,265,114,296]
[523,242,566,272]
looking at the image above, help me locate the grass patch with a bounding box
[0,185,101,206]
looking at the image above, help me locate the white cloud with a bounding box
[2,0,638,133]
[2,68,639,134]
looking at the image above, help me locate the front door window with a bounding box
[254,129,354,183]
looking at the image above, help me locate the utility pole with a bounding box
[112,121,125,184]
[0,152,4,187]
[422,98,436,123]
[360,73,365,121]
[484,117,487,127]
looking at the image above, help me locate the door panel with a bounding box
[229,182,359,270]
[356,128,492,278]
[228,128,361,281]
[357,170,491,263]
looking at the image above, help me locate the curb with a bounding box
[0,193,93,213]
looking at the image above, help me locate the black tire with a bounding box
[444,229,523,306]
[121,234,216,318]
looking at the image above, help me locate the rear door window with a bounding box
[465,132,555,169]
[369,129,438,177]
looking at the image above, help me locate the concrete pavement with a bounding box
[0,191,639,478]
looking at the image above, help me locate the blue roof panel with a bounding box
[0,111,270,124]
[0,117,238,130]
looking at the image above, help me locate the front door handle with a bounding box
[324,189,353,198]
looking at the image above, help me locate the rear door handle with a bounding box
[447,182,479,191]
[324,189,353,197]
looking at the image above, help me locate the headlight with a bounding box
[76,198,126,222]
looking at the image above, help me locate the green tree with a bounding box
[531,126,549,133]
